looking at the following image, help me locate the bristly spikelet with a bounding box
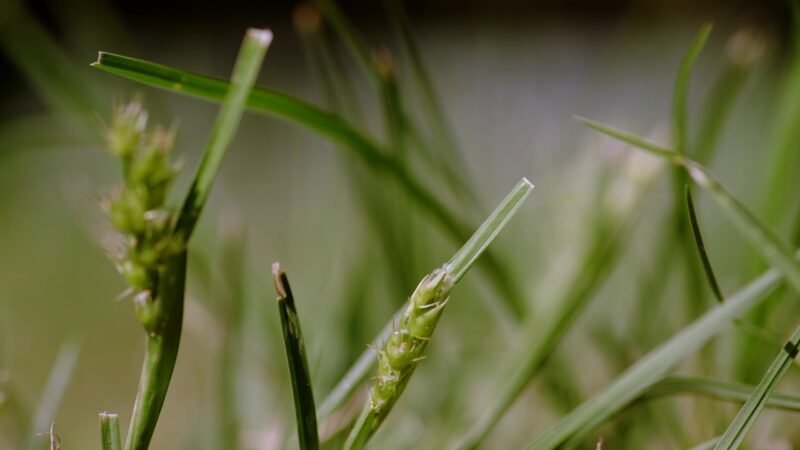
[102,99,182,329]
[370,266,454,417]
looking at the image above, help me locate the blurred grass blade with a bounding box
[314,0,374,79]
[273,263,319,450]
[99,412,121,450]
[454,210,635,450]
[316,309,401,421]
[383,0,478,208]
[1,2,104,133]
[26,340,80,450]
[714,325,800,449]
[91,50,527,321]
[691,437,720,450]
[673,23,712,155]
[645,376,800,410]
[448,178,534,281]
[694,28,762,164]
[686,186,724,302]
[575,116,677,158]
[524,253,794,449]
[578,117,800,295]
[174,28,272,240]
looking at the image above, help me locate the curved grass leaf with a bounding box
[91,51,526,319]
[645,376,800,411]
[713,325,800,449]
[576,117,800,296]
[273,263,319,450]
[686,186,724,302]
[525,254,793,449]
[673,23,713,155]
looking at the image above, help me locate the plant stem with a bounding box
[100,412,122,450]
[125,250,186,450]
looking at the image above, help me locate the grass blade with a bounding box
[673,23,712,155]
[344,178,533,450]
[91,51,526,320]
[99,412,121,450]
[686,186,724,302]
[645,376,800,411]
[713,325,800,449]
[26,341,80,450]
[524,252,794,449]
[273,263,320,450]
[578,117,800,295]
[173,28,272,240]
[453,210,634,450]
[447,178,534,281]
[124,29,270,450]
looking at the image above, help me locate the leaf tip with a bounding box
[247,28,274,47]
[272,261,287,299]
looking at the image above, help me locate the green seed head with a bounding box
[107,100,148,158]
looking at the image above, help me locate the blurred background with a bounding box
[2,0,800,449]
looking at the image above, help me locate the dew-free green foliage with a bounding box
[273,263,320,450]
[5,2,800,449]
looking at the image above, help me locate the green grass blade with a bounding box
[645,376,800,410]
[91,49,527,320]
[714,325,800,449]
[578,117,800,295]
[313,0,374,79]
[574,116,677,159]
[173,28,272,241]
[454,211,634,450]
[686,186,724,302]
[382,0,478,208]
[447,178,534,281]
[691,437,720,450]
[26,340,80,450]
[99,412,122,450]
[673,23,712,155]
[273,263,320,450]
[344,178,533,450]
[524,254,793,449]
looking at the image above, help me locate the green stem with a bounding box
[100,412,122,450]
[125,251,187,450]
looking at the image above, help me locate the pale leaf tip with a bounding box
[272,262,287,299]
[247,28,274,46]
[521,177,535,190]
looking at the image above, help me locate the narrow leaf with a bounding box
[273,263,319,450]
[579,117,800,295]
[645,376,800,411]
[26,341,80,450]
[173,28,272,240]
[91,51,526,319]
[524,255,792,449]
[673,23,713,155]
[714,325,800,449]
[686,186,724,302]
